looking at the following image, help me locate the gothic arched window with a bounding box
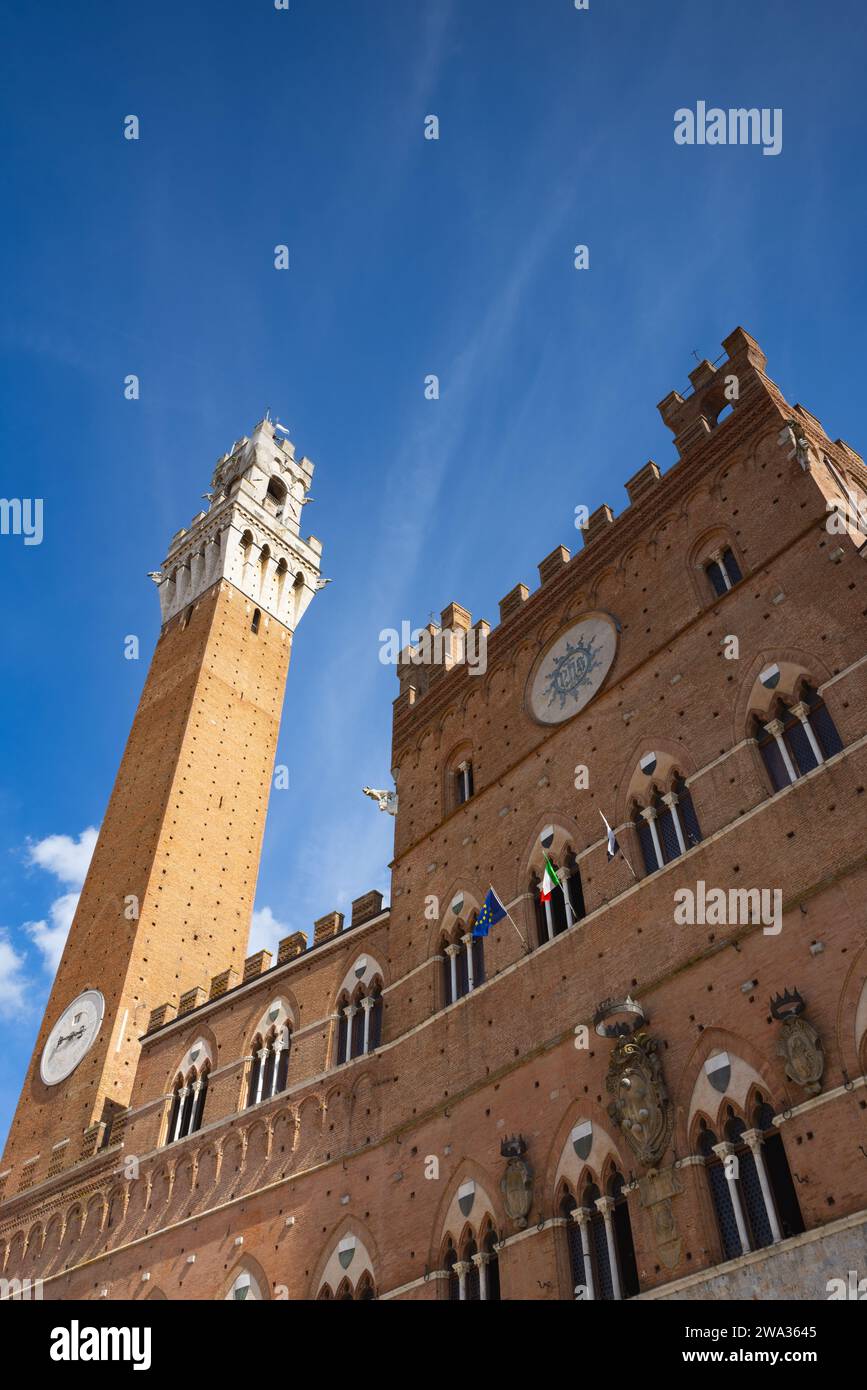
[532,852,586,949]
[756,685,843,792]
[636,774,703,875]
[166,1062,209,1144]
[335,981,383,1063]
[441,923,483,1003]
[246,1025,292,1107]
[705,547,742,597]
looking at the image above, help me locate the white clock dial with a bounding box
[40,989,105,1086]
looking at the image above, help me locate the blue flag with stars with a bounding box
[473,888,507,937]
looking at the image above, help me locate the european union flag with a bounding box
[473,888,507,938]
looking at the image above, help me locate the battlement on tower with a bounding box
[155,416,324,630]
[391,326,864,736]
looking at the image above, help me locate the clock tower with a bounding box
[1,418,323,1188]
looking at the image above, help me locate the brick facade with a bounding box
[2,330,866,1301]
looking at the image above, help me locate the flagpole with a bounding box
[620,848,639,883]
[491,886,530,953]
[600,810,639,882]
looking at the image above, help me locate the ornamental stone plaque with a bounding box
[526,614,618,725]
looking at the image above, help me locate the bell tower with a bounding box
[1,418,322,1188]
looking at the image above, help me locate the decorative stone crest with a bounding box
[526,615,618,726]
[499,1135,533,1229]
[771,989,823,1096]
[605,1029,673,1168]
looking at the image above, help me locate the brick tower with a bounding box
[1,419,322,1187]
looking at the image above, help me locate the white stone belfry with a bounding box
[153,418,323,630]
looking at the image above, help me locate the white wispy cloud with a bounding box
[248,905,293,958]
[23,827,98,975]
[25,892,82,976]
[0,932,28,1015]
[27,826,98,887]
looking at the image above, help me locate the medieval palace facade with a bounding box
[2,326,866,1301]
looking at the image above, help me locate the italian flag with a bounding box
[539,855,561,902]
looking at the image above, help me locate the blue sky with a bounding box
[1,0,866,1140]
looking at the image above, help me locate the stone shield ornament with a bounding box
[457,1180,475,1218]
[605,1030,673,1168]
[526,615,618,726]
[776,1015,824,1095]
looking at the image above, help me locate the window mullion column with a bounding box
[572,1208,596,1300]
[640,807,664,869]
[743,1129,783,1243]
[361,997,374,1053]
[790,701,824,766]
[445,945,460,1001]
[462,933,475,991]
[596,1196,622,1300]
[712,1142,753,1254]
[763,719,797,784]
[472,1252,489,1301]
[171,1087,188,1142]
[662,793,687,855]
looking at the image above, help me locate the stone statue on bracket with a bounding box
[362,787,398,815]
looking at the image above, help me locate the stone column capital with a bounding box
[595,1195,616,1216]
[764,718,786,738]
[741,1127,764,1152]
[453,1260,471,1277]
[711,1140,737,1161]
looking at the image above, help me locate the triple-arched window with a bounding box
[696,1094,804,1262]
[441,916,485,1006]
[246,1024,292,1108]
[441,1222,501,1301]
[530,850,586,949]
[634,773,702,875]
[558,1170,639,1301]
[166,1062,210,1145]
[336,980,383,1064]
[754,683,843,792]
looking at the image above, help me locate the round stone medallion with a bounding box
[526,613,618,725]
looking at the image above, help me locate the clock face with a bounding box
[40,989,105,1087]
